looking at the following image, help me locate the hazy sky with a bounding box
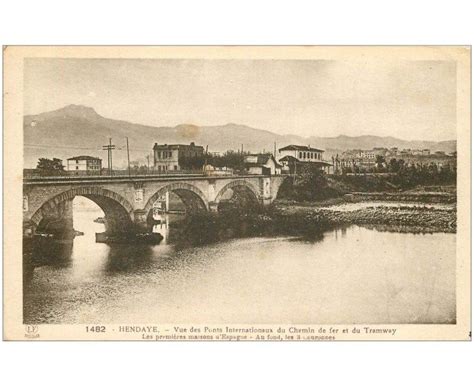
[24,58,456,141]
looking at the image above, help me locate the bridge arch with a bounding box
[214,180,261,210]
[30,187,134,235]
[143,182,208,218]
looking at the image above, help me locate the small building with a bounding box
[358,150,376,160]
[244,154,282,175]
[153,142,204,172]
[278,145,332,174]
[66,156,102,175]
[203,164,234,176]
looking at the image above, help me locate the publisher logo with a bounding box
[25,325,40,339]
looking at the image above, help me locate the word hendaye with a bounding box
[119,326,161,333]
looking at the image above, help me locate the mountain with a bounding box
[24,105,457,168]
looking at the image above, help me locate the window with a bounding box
[299,152,302,159]
[76,160,79,163]
[76,166,78,170]
[174,165,178,170]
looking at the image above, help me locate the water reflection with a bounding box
[152,215,170,243]
[23,201,456,325]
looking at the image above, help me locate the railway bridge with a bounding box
[23,174,287,239]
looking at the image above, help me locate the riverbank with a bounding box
[176,193,456,249]
[273,192,457,233]
[343,191,456,204]
[274,203,456,233]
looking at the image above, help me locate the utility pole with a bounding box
[146,154,150,175]
[204,145,208,173]
[241,144,243,155]
[126,137,131,177]
[102,138,115,176]
[274,142,277,157]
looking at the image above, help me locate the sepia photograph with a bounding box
[3,46,471,340]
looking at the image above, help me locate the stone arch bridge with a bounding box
[23,174,286,238]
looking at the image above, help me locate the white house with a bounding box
[244,154,282,175]
[278,145,332,174]
[66,156,102,175]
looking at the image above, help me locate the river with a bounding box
[23,197,456,325]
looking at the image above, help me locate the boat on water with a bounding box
[33,232,55,238]
[95,231,163,244]
[93,217,106,224]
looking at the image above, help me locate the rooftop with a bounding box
[244,153,282,167]
[67,156,101,161]
[279,144,325,152]
[153,142,203,149]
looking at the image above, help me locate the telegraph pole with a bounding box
[146,154,150,175]
[204,145,208,172]
[126,137,131,177]
[102,138,115,176]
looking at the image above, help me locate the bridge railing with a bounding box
[23,169,208,179]
[23,169,289,183]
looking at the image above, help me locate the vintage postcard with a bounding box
[3,46,471,341]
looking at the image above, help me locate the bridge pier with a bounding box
[133,209,149,233]
[34,198,75,239]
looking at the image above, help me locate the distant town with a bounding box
[26,140,457,178]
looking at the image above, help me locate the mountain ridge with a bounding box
[24,105,456,168]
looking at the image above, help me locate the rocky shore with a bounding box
[161,190,458,248]
[344,191,456,204]
[273,201,457,233]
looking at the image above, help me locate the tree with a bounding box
[207,151,247,171]
[36,158,65,176]
[389,158,405,173]
[375,155,386,172]
[279,164,341,201]
[178,154,205,170]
